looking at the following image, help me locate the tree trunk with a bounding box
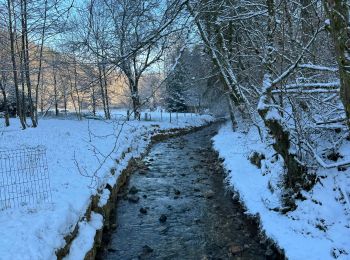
[21,0,36,127]
[129,79,140,120]
[102,61,111,119]
[227,94,237,129]
[63,82,67,115]
[92,85,96,116]
[34,0,48,124]
[258,0,306,193]
[20,51,27,125]
[53,64,59,116]
[73,58,82,119]
[324,0,350,128]
[0,83,10,127]
[98,60,107,118]
[40,77,44,114]
[7,0,26,129]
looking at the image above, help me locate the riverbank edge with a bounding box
[211,131,286,259]
[55,120,216,260]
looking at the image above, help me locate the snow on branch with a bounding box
[298,64,338,72]
[272,89,339,94]
[272,81,340,93]
[283,81,340,89]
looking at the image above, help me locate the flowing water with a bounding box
[100,124,279,260]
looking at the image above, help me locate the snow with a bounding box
[0,110,214,260]
[64,212,103,260]
[265,108,282,121]
[284,81,340,90]
[298,63,338,72]
[213,122,350,260]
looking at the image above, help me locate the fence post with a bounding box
[170,112,172,123]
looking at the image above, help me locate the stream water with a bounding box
[100,124,279,259]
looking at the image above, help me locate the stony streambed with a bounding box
[98,124,280,259]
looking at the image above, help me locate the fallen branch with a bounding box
[305,141,350,169]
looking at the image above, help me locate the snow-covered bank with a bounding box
[0,112,214,260]
[213,122,350,260]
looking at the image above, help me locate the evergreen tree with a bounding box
[165,48,190,112]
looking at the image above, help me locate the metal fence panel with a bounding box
[0,147,52,210]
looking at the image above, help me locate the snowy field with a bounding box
[0,110,214,260]
[213,122,350,260]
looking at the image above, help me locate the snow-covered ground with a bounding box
[213,122,350,260]
[0,111,213,260]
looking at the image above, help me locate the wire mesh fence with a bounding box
[0,147,52,211]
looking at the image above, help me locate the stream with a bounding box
[100,124,279,259]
